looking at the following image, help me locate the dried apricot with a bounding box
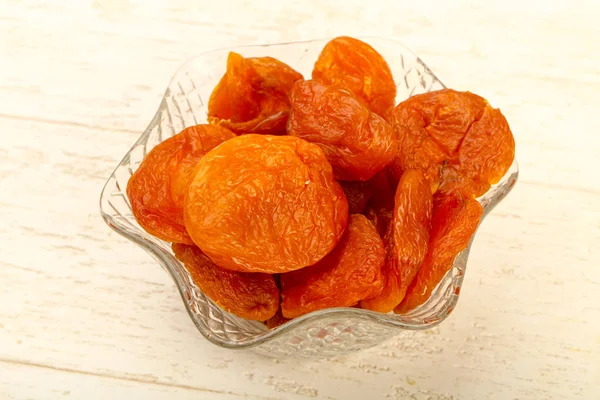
[126,124,235,244]
[437,165,490,200]
[184,134,348,273]
[390,89,515,196]
[280,214,385,318]
[452,103,516,194]
[340,180,373,214]
[395,193,483,314]
[361,170,432,313]
[312,36,396,117]
[265,308,290,329]
[172,243,279,321]
[287,80,397,181]
[208,52,303,134]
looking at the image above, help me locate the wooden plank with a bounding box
[0,360,262,400]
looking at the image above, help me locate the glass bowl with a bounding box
[99,37,518,359]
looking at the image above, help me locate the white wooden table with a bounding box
[1,1,599,399]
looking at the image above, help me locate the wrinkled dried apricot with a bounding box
[184,134,348,273]
[390,89,515,196]
[437,165,491,200]
[208,52,303,134]
[312,36,396,117]
[172,243,279,321]
[395,193,483,314]
[288,80,397,181]
[451,103,516,194]
[361,170,432,313]
[280,214,385,318]
[363,169,396,238]
[340,180,373,214]
[126,124,236,244]
[265,308,290,329]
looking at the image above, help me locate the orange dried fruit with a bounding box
[280,214,385,318]
[184,134,348,273]
[361,170,433,313]
[172,243,279,321]
[390,89,515,196]
[312,36,396,117]
[126,124,236,244]
[395,193,483,314]
[208,52,303,134]
[437,165,491,200]
[265,308,291,329]
[450,102,516,195]
[288,80,397,181]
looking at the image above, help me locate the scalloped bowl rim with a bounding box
[99,36,519,350]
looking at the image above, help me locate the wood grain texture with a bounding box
[1,0,599,399]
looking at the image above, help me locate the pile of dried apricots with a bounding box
[127,36,515,327]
